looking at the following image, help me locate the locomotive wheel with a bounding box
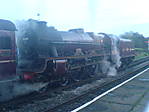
[71,74,80,82]
[39,84,49,93]
[88,64,98,78]
[71,70,81,82]
[60,75,69,86]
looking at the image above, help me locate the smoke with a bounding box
[0,81,47,102]
[15,20,33,42]
[13,82,48,95]
[100,58,111,74]
[110,35,121,68]
[101,58,118,76]
[101,35,121,76]
[144,102,149,112]
[107,65,117,76]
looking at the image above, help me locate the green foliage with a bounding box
[120,31,148,50]
[134,48,147,52]
[134,47,149,60]
[134,51,149,60]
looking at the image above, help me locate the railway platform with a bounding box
[73,68,149,112]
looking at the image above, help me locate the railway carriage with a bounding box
[0,19,17,81]
[118,38,135,65]
[0,19,18,102]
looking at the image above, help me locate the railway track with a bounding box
[0,57,149,112]
[46,58,149,112]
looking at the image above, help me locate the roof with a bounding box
[119,38,132,42]
[59,31,93,42]
[0,19,16,31]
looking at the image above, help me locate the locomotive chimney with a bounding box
[37,21,47,28]
[69,28,84,33]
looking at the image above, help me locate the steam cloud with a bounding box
[0,81,47,102]
[101,35,121,76]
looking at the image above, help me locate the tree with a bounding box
[120,31,148,50]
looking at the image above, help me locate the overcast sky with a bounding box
[0,0,149,36]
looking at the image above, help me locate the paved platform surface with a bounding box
[78,68,149,112]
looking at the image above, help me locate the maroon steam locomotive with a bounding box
[0,19,135,101]
[16,19,135,83]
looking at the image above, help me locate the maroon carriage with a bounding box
[118,38,135,64]
[0,19,17,80]
[0,19,19,102]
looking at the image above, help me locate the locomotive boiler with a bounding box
[16,19,135,84]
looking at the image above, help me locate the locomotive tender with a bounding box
[0,19,135,89]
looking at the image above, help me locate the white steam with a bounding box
[101,35,121,76]
[0,81,47,102]
[107,65,117,76]
[111,35,121,68]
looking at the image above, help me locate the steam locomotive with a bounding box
[16,19,135,84]
[0,19,135,101]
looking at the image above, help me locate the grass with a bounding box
[134,48,149,60]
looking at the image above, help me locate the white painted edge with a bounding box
[0,78,18,83]
[71,67,149,112]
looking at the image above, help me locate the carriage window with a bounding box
[0,36,11,57]
[0,36,11,49]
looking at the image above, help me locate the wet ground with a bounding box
[78,68,149,112]
[8,77,107,112]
